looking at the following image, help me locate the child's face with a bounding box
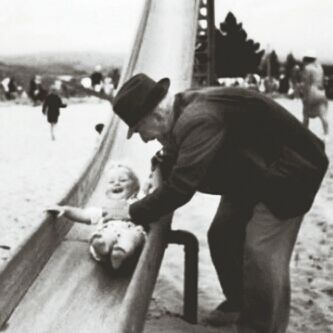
[105,167,136,200]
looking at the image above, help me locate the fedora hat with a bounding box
[113,73,170,139]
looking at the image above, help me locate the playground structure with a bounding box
[0,1,216,332]
[193,0,216,86]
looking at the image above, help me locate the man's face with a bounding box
[133,108,166,143]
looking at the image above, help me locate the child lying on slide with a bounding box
[47,163,148,270]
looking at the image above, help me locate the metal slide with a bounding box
[2,1,199,332]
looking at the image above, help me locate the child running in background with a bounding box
[42,86,67,141]
[47,163,148,270]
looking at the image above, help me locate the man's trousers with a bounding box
[208,198,302,333]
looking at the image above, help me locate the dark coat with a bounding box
[130,87,328,225]
[42,93,67,123]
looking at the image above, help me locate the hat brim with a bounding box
[126,77,170,139]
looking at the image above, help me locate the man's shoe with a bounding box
[205,301,240,326]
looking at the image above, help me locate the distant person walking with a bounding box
[42,87,67,141]
[289,64,302,98]
[91,65,104,92]
[1,77,17,100]
[300,50,329,142]
[29,75,47,106]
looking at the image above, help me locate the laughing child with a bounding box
[47,163,147,270]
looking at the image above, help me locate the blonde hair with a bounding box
[106,162,140,197]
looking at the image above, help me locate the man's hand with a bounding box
[142,173,156,195]
[151,149,175,179]
[151,149,164,171]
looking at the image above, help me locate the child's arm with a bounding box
[46,205,94,224]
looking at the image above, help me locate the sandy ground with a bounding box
[0,97,332,332]
[0,97,111,266]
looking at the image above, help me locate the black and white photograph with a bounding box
[0,0,332,332]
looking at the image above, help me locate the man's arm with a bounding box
[130,116,227,225]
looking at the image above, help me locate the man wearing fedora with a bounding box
[112,73,328,333]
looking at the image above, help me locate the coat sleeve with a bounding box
[129,116,227,225]
[56,95,67,108]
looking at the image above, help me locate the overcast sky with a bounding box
[0,0,331,63]
[215,0,332,62]
[0,0,144,56]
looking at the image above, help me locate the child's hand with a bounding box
[45,205,66,218]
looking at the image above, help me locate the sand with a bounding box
[0,97,111,265]
[0,97,332,333]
